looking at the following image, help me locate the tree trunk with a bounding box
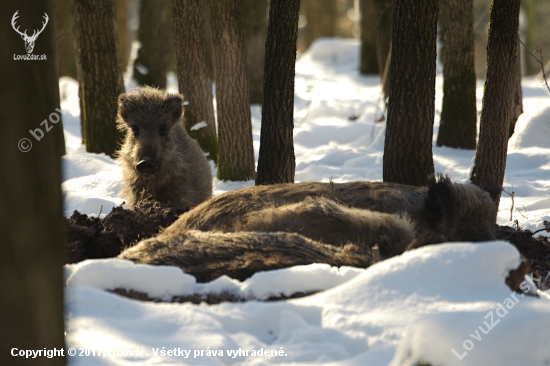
[54,0,77,78]
[509,37,523,137]
[523,0,538,76]
[115,0,131,74]
[302,0,337,50]
[241,0,268,105]
[133,0,171,88]
[0,2,65,364]
[256,0,300,185]
[359,0,379,74]
[436,0,477,150]
[373,0,393,100]
[209,0,255,181]
[383,0,438,186]
[172,0,218,161]
[199,1,216,81]
[73,0,125,157]
[471,0,521,204]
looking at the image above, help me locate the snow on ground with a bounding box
[65,242,549,365]
[61,38,550,365]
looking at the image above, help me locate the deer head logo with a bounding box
[11,11,49,54]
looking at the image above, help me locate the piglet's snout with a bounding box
[136,157,156,175]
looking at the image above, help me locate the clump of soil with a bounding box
[66,200,188,263]
[497,225,550,291]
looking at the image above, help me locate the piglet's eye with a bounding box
[159,125,167,137]
[131,126,140,137]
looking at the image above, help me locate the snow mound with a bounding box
[65,261,365,301]
[509,104,550,151]
[66,241,550,365]
[392,301,550,366]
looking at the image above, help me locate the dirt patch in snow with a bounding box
[110,288,319,304]
[66,200,189,263]
[497,225,550,291]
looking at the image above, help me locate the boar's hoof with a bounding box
[136,160,156,175]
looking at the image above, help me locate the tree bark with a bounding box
[359,0,379,74]
[115,0,131,74]
[0,1,65,364]
[373,0,393,100]
[133,0,171,88]
[54,0,77,78]
[241,0,268,105]
[172,0,218,161]
[199,1,216,81]
[509,37,523,137]
[209,0,255,181]
[256,0,300,185]
[436,0,477,150]
[73,0,125,157]
[523,0,538,76]
[302,0,337,50]
[471,0,521,204]
[383,0,438,186]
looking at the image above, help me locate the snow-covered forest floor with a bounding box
[63,38,550,365]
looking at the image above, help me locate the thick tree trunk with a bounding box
[209,0,255,181]
[73,0,125,157]
[359,0,379,74]
[0,1,65,364]
[54,0,77,79]
[373,0,393,100]
[255,0,300,185]
[509,37,523,137]
[115,0,131,73]
[172,0,218,161]
[302,0,337,49]
[383,0,438,186]
[133,0,171,88]
[199,1,216,81]
[45,0,68,158]
[241,0,268,105]
[436,0,477,150]
[471,0,521,204]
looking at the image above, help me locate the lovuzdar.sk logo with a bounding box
[12,10,49,60]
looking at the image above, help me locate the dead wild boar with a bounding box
[118,230,373,282]
[238,197,416,258]
[167,174,500,248]
[116,86,212,208]
[118,175,499,281]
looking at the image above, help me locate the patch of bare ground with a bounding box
[110,288,319,304]
[66,200,188,263]
[497,224,550,291]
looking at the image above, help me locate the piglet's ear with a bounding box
[163,95,183,122]
[118,94,132,122]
